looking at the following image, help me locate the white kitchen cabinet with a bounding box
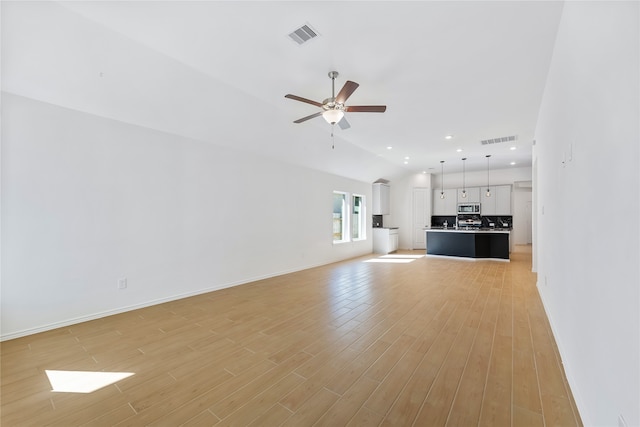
[373,228,399,254]
[389,229,399,253]
[432,189,457,215]
[480,187,495,215]
[481,185,512,215]
[495,185,512,215]
[457,186,480,203]
[372,183,390,215]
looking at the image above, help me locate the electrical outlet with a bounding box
[117,278,127,290]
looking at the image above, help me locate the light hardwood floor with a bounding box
[1,248,582,426]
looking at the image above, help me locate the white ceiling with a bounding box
[2,1,565,183]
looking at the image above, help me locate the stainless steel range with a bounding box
[457,214,482,228]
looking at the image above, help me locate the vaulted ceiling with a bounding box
[2,1,564,182]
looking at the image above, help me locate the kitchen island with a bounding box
[426,228,510,261]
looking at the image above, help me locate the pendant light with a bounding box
[485,155,492,197]
[461,157,467,198]
[439,161,445,199]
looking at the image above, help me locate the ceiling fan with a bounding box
[285,71,386,130]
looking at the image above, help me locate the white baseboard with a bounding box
[536,280,589,427]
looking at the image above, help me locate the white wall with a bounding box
[534,2,639,426]
[1,93,373,340]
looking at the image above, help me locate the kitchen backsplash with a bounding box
[431,215,513,228]
[431,216,457,227]
[482,216,513,228]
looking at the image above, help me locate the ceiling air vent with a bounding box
[288,24,319,45]
[480,135,518,145]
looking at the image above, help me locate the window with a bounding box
[351,194,366,240]
[333,191,366,243]
[333,192,347,243]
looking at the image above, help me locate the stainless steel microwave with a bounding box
[457,203,481,214]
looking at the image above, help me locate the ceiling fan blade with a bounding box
[285,94,323,108]
[335,81,359,104]
[338,117,351,130]
[293,111,323,123]
[345,105,387,113]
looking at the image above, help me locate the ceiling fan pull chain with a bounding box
[331,124,335,149]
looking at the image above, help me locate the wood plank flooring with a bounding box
[1,248,582,426]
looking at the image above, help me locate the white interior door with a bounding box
[412,188,430,250]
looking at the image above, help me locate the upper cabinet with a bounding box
[372,183,390,215]
[481,185,512,215]
[457,187,480,203]
[495,185,512,215]
[432,188,457,215]
[433,185,512,216]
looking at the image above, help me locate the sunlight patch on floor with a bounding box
[364,254,424,263]
[380,254,425,259]
[364,258,415,263]
[45,370,134,393]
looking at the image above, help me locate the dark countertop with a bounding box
[425,227,511,233]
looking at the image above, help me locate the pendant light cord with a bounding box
[440,161,445,198]
[486,154,491,197]
[461,158,467,197]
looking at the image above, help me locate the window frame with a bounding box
[351,193,366,241]
[332,191,349,244]
[333,191,367,244]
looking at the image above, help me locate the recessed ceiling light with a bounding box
[445,135,453,140]
[387,146,393,150]
[404,156,410,160]
[456,148,462,153]
[510,161,516,165]
[404,161,409,165]
[510,146,516,150]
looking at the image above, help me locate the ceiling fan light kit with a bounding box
[322,109,344,125]
[285,71,386,129]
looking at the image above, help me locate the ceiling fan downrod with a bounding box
[328,71,339,101]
